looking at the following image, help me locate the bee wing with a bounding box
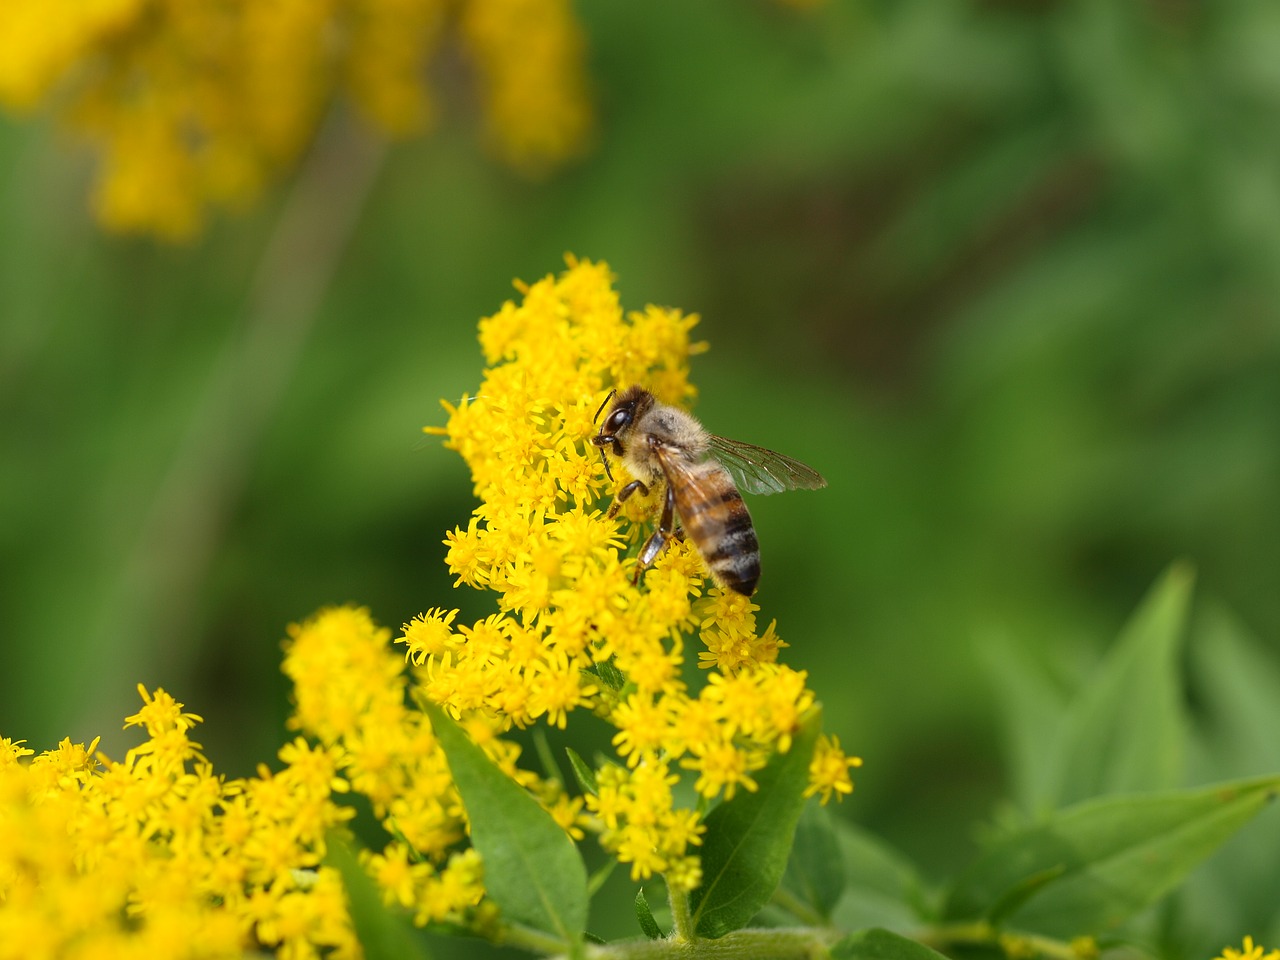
[707,435,827,496]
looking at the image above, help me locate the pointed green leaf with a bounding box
[943,776,1280,936]
[326,833,430,960]
[594,659,627,693]
[1045,563,1194,807]
[983,864,1065,925]
[689,709,822,939]
[1190,603,1280,777]
[977,630,1071,813]
[1181,605,1280,936]
[565,747,599,795]
[782,799,847,919]
[423,702,588,944]
[635,888,664,939]
[832,928,950,960]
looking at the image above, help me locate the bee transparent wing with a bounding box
[654,444,732,515]
[707,435,827,496]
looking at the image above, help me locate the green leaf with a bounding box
[977,629,1071,813]
[1181,605,1280,937]
[326,833,430,960]
[594,658,627,693]
[565,747,599,795]
[635,888,664,939]
[782,799,847,919]
[832,928,950,960]
[1044,563,1194,807]
[688,709,822,939]
[943,776,1280,936]
[829,819,928,932]
[1190,603,1280,778]
[423,702,589,944]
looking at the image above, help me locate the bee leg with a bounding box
[633,484,676,587]
[607,479,649,519]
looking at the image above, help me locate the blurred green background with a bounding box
[3,0,1279,927]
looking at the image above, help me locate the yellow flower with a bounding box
[392,255,853,885]
[0,686,358,960]
[2,257,852,949]
[458,0,592,175]
[0,737,34,766]
[71,254,849,935]
[682,733,764,801]
[1217,939,1280,960]
[804,733,862,804]
[0,0,592,238]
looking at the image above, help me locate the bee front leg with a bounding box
[607,479,649,519]
[633,484,677,587]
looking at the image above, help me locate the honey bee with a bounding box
[591,385,826,596]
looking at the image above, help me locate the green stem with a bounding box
[769,886,827,928]
[551,926,839,960]
[667,885,694,942]
[499,923,579,956]
[920,920,1094,960]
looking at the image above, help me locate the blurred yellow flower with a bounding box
[1217,939,1280,960]
[0,0,591,238]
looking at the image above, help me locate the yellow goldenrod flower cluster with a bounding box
[0,257,857,950]
[282,604,507,926]
[0,0,590,239]
[396,255,857,886]
[0,687,355,960]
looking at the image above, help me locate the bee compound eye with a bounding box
[606,409,630,433]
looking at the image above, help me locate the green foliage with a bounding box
[327,834,432,960]
[981,563,1199,820]
[6,1,1280,957]
[388,597,1280,956]
[832,929,950,960]
[424,703,589,950]
[769,570,1278,960]
[356,589,1280,956]
[827,819,926,934]
[942,778,1280,936]
[1038,563,1193,809]
[783,800,849,921]
[566,747,600,796]
[634,889,664,940]
[688,709,822,939]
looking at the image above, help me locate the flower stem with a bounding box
[769,885,827,927]
[549,927,839,960]
[919,920,1096,960]
[667,885,694,942]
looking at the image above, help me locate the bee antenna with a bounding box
[594,388,617,424]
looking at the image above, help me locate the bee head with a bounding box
[590,386,655,481]
[591,386,651,447]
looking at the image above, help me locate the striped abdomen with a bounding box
[670,459,760,596]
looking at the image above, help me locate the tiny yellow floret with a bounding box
[1216,939,1280,960]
